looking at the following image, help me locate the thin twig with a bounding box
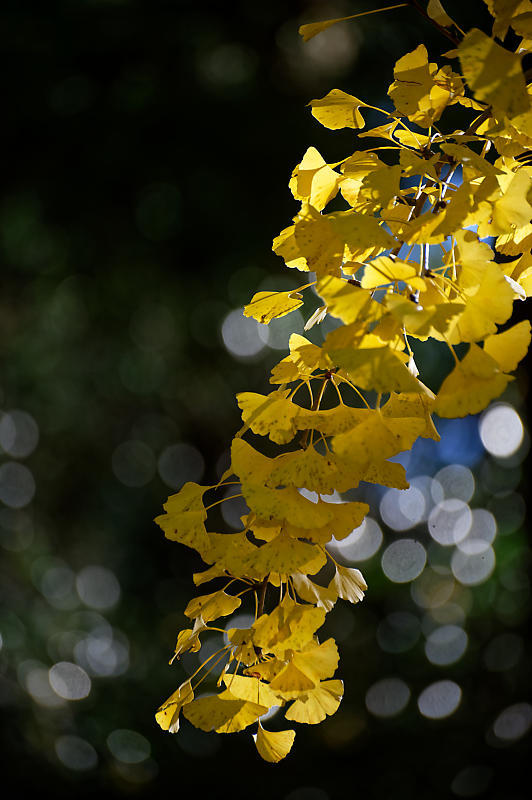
[407,0,460,45]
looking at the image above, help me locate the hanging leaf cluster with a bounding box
[154,1,531,762]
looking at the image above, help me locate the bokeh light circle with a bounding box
[381,539,427,583]
[49,661,91,700]
[479,404,524,458]
[365,677,411,718]
[417,680,462,719]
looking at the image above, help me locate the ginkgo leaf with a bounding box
[328,345,423,393]
[399,149,440,180]
[154,482,211,556]
[309,89,367,130]
[361,256,426,290]
[293,638,339,681]
[447,261,515,344]
[455,28,530,118]
[240,531,326,579]
[270,333,331,384]
[285,679,344,724]
[434,343,512,417]
[254,723,295,763]
[155,680,194,733]
[244,289,304,324]
[490,169,532,234]
[381,392,440,442]
[170,618,207,660]
[272,223,308,272]
[289,146,340,211]
[226,628,258,667]
[316,276,377,325]
[268,446,360,495]
[252,595,326,656]
[183,689,267,733]
[184,590,241,623]
[221,675,281,707]
[483,320,531,372]
[329,564,367,604]
[427,0,455,27]
[268,639,339,698]
[294,204,396,277]
[202,531,260,577]
[295,404,368,436]
[484,0,530,40]
[236,390,300,444]
[292,573,338,611]
[388,44,453,125]
[268,662,317,697]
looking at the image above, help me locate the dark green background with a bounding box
[1,2,529,798]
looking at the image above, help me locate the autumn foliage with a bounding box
[154,1,532,762]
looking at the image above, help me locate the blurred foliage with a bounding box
[0,1,530,798]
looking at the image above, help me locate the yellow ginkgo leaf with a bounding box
[289,146,340,211]
[327,345,422,394]
[202,531,260,576]
[155,680,194,733]
[316,276,379,325]
[490,169,532,234]
[268,661,317,698]
[236,390,300,444]
[270,333,331,384]
[388,44,452,125]
[170,618,207,661]
[268,446,359,495]
[293,638,339,682]
[241,531,326,580]
[381,392,440,442]
[483,320,531,372]
[184,590,241,623]
[292,573,338,611]
[329,564,367,604]
[295,404,368,437]
[455,28,530,118]
[221,675,281,708]
[252,595,326,656]
[294,205,395,276]
[356,164,402,212]
[360,459,409,489]
[226,628,258,667]
[192,564,228,586]
[244,289,304,325]
[384,294,466,340]
[285,499,369,545]
[254,723,296,763]
[285,679,344,724]
[399,149,440,180]
[434,343,512,417]
[427,0,454,28]
[154,482,211,556]
[309,89,367,129]
[361,256,426,290]
[447,262,515,344]
[183,689,267,734]
[272,223,308,272]
[484,0,530,41]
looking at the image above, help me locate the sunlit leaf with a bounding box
[244,289,304,324]
[183,689,267,733]
[434,343,512,417]
[310,89,367,130]
[285,679,344,724]
[254,723,296,763]
[156,680,194,733]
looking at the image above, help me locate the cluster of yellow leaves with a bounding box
[155,0,531,763]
